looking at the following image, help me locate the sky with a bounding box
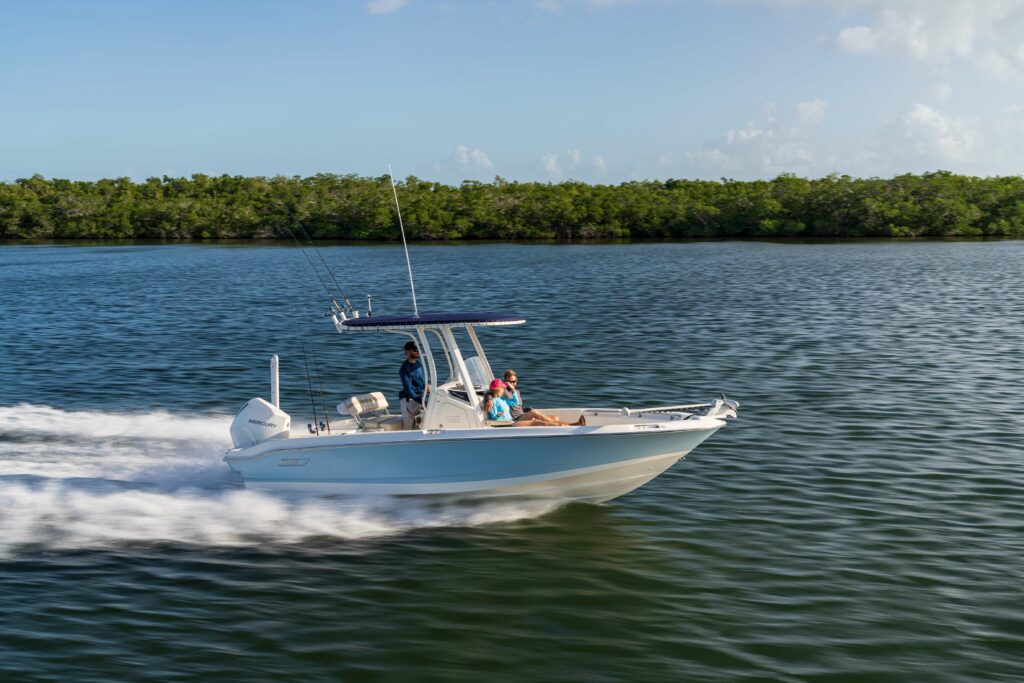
[2,0,1024,183]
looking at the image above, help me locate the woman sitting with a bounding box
[504,370,585,426]
[484,378,584,427]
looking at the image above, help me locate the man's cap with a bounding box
[404,341,419,351]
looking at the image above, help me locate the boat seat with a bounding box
[338,392,406,431]
[339,392,390,417]
[361,415,405,432]
[486,420,515,428]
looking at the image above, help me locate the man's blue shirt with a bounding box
[399,361,425,403]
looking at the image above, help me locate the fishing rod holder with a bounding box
[331,310,361,333]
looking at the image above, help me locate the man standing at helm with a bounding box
[399,341,429,429]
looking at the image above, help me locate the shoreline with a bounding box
[3,236,1023,247]
[4,172,1024,242]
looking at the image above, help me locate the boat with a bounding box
[223,310,739,504]
[223,168,738,504]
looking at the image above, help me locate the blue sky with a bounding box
[2,0,1023,183]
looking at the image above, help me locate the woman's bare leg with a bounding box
[512,418,551,427]
[518,410,585,427]
[519,409,561,424]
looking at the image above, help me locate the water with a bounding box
[1,242,1021,681]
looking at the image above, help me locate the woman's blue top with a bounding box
[487,396,512,421]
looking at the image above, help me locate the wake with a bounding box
[0,404,556,556]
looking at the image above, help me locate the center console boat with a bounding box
[224,311,738,504]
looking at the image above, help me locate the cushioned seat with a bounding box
[338,392,407,430]
[362,415,404,432]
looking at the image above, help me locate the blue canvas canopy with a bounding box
[340,311,526,331]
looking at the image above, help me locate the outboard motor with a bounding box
[230,398,291,449]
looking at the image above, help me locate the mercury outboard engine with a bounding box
[230,398,291,449]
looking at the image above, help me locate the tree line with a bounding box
[2,171,1023,241]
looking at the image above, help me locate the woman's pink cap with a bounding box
[489,379,507,390]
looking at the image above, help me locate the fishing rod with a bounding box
[302,230,354,314]
[285,219,354,314]
[388,164,419,318]
[276,221,354,316]
[311,341,331,435]
[300,340,320,435]
[279,224,338,308]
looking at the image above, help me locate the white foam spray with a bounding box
[0,404,558,556]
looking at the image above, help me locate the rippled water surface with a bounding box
[1,242,1022,682]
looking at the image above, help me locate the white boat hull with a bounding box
[243,451,688,504]
[225,418,724,504]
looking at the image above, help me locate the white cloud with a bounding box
[827,0,1024,79]
[932,82,953,101]
[540,153,561,176]
[875,103,984,169]
[796,99,828,125]
[535,0,645,12]
[685,123,814,178]
[673,100,826,179]
[452,144,493,171]
[741,1,1024,79]
[672,98,1024,179]
[723,123,763,144]
[366,0,411,14]
[433,145,494,181]
[534,0,565,11]
[540,0,1024,79]
[835,25,878,53]
[538,149,607,179]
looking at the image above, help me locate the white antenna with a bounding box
[388,164,419,318]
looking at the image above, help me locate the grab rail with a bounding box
[574,398,739,419]
[619,403,712,416]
